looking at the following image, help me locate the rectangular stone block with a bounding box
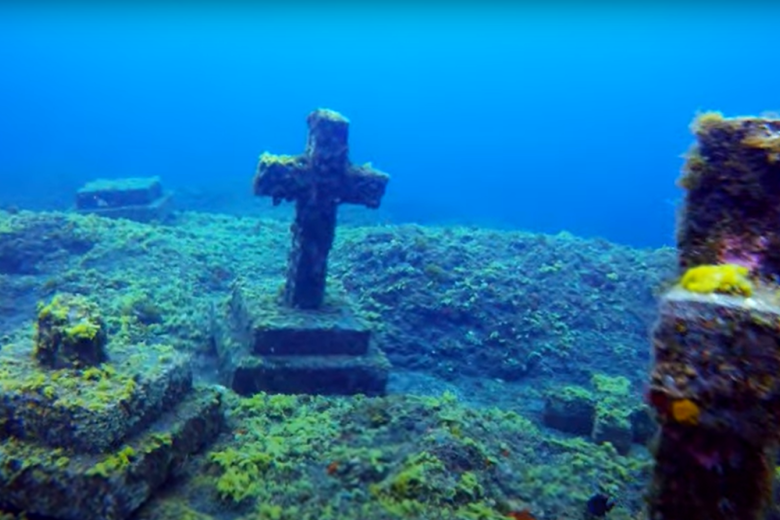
[542,386,596,436]
[229,279,371,356]
[0,386,222,520]
[648,286,780,520]
[76,192,174,223]
[230,344,390,396]
[76,177,163,209]
[75,177,173,223]
[649,287,780,442]
[0,342,192,453]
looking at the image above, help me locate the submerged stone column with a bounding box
[647,113,780,520]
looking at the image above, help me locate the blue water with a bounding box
[2,4,779,248]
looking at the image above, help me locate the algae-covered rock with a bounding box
[542,385,596,435]
[589,374,635,454]
[592,407,632,455]
[33,293,107,368]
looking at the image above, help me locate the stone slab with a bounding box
[228,279,371,356]
[76,177,163,209]
[229,343,390,396]
[0,386,222,520]
[75,191,174,223]
[0,341,192,453]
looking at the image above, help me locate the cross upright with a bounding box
[253,109,390,310]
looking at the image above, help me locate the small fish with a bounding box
[586,493,615,517]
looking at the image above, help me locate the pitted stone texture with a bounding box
[647,287,780,520]
[0,386,222,520]
[648,113,780,520]
[591,409,632,455]
[542,386,596,436]
[34,293,108,369]
[0,341,192,453]
[678,115,780,276]
[649,287,780,441]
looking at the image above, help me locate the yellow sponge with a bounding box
[680,264,753,297]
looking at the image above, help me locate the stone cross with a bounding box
[253,109,389,309]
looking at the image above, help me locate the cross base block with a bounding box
[231,347,389,396]
[217,279,390,396]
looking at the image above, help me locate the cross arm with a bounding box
[252,152,309,205]
[340,164,390,208]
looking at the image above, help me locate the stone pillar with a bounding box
[647,113,780,520]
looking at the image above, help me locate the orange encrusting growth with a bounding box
[671,398,700,425]
[506,510,536,520]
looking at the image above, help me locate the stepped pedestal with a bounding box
[220,108,391,396]
[0,295,222,520]
[216,279,389,396]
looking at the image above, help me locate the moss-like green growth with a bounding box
[258,152,301,168]
[689,110,725,136]
[209,446,274,503]
[590,374,634,455]
[119,292,164,325]
[34,293,107,368]
[85,445,137,477]
[383,451,447,502]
